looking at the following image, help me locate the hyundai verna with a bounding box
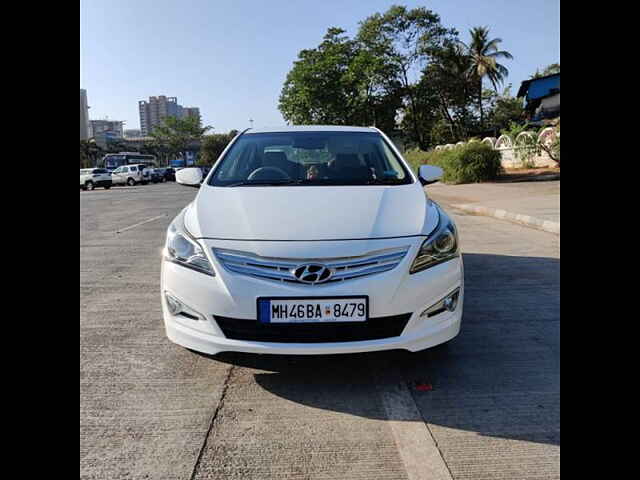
[161,126,463,355]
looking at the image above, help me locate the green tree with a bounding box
[280,28,366,126]
[357,5,457,149]
[106,138,128,154]
[150,116,212,164]
[530,62,560,78]
[80,138,103,168]
[80,140,90,168]
[458,26,513,129]
[279,26,403,131]
[420,41,480,143]
[199,130,239,165]
[485,85,524,132]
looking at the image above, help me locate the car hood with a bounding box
[186,184,431,241]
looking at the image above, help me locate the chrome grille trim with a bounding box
[214,246,410,285]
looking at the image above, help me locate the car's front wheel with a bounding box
[127,178,136,186]
[85,181,95,191]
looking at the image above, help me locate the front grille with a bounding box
[214,313,412,343]
[214,246,410,285]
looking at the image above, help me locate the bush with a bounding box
[405,143,503,184]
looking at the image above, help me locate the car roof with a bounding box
[246,125,378,134]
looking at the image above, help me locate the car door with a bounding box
[113,167,125,184]
[94,169,110,184]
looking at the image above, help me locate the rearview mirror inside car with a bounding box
[293,136,326,150]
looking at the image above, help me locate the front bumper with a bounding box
[161,237,463,355]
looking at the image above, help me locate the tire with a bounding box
[85,181,95,191]
[127,178,135,187]
[104,185,111,190]
[81,185,87,191]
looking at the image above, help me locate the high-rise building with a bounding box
[80,89,90,140]
[138,95,201,135]
[139,96,178,135]
[183,107,202,127]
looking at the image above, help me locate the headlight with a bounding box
[165,215,215,276]
[410,208,459,274]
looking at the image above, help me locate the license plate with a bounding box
[257,297,368,324]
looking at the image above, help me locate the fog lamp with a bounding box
[165,292,183,315]
[164,291,204,321]
[420,288,460,318]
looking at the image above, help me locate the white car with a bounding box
[110,164,150,186]
[161,126,463,355]
[80,168,112,191]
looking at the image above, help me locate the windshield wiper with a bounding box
[224,179,305,187]
[366,178,406,185]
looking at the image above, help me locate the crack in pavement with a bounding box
[190,364,235,480]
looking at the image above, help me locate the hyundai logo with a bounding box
[292,263,332,284]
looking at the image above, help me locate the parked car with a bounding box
[161,126,463,356]
[110,164,151,186]
[150,168,166,183]
[163,168,176,182]
[80,168,112,191]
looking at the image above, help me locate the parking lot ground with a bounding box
[80,183,559,480]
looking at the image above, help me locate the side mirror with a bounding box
[175,167,203,188]
[418,165,443,186]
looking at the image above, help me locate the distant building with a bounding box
[124,129,143,139]
[139,96,179,135]
[183,107,202,127]
[90,119,124,148]
[517,73,560,123]
[80,89,90,140]
[90,119,124,138]
[138,95,201,135]
[122,136,154,144]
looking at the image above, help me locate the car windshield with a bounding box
[208,131,412,187]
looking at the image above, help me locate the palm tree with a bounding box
[459,27,513,129]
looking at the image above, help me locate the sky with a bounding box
[80,0,559,134]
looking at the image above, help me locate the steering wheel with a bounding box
[247,166,290,181]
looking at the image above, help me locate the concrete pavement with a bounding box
[427,181,560,234]
[80,183,559,479]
